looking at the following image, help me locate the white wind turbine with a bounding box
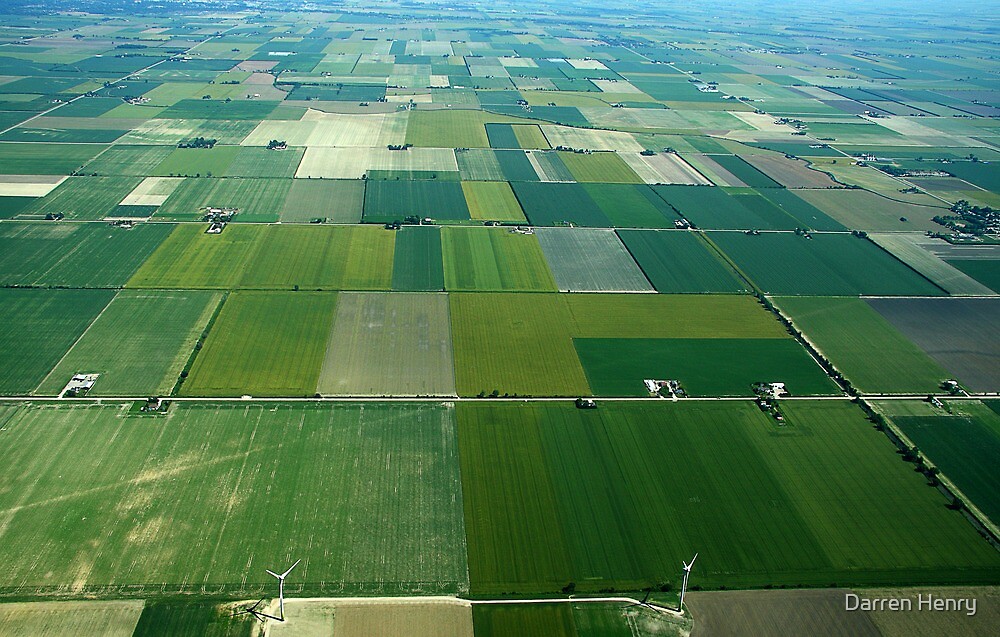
[266,559,300,621]
[677,553,697,613]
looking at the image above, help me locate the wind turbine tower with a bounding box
[677,553,698,613]
[266,559,300,621]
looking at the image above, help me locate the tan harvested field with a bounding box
[540,125,644,152]
[317,292,456,396]
[742,153,839,188]
[296,147,457,179]
[0,600,144,637]
[681,154,748,186]
[862,587,1000,637]
[119,176,184,206]
[236,60,278,71]
[592,78,644,93]
[688,587,999,637]
[794,189,945,232]
[687,589,881,637]
[620,152,712,185]
[244,110,408,147]
[268,598,474,637]
[0,174,66,197]
[870,233,995,296]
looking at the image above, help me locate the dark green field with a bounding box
[0,289,114,395]
[885,401,1000,524]
[709,232,945,296]
[0,222,174,288]
[364,180,471,222]
[392,226,445,291]
[0,143,105,175]
[459,401,1000,595]
[710,155,783,188]
[512,182,612,227]
[574,337,838,396]
[617,230,747,293]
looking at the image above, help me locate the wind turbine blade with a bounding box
[265,569,281,579]
[281,558,301,579]
[689,553,698,568]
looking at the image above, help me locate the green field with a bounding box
[0,222,173,288]
[582,184,676,228]
[450,293,590,397]
[461,181,526,221]
[151,146,240,177]
[128,224,265,289]
[183,291,337,396]
[458,400,1000,595]
[22,177,142,220]
[471,603,684,637]
[708,232,945,296]
[240,225,395,290]
[776,296,951,393]
[557,151,644,184]
[132,601,254,637]
[363,180,470,222]
[36,290,221,397]
[0,401,468,595]
[575,338,838,396]
[617,230,747,293]
[880,400,1000,525]
[279,179,364,223]
[406,110,507,148]
[156,177,291,223]
[0,143,105,175]
[317,292,456,396]
[392,226,444,291]
[79,146,176,176]
[442,227,556,291]
[0,289,114,395]
[563,294,787,339]
[709,154,782,188]
[130,225,394,291]
[948,258,1000,294]
[223,147,305,178]
[652,185,788,230]
[512,182,612,227]
[450,294,785,397]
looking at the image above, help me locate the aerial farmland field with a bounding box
[708,232,945,296]
[617,229,748,293]
[775,296,952,393]
[442,227,556,292]
[0,401,468,595]
[876,400,1000,524]
[0,2,997,634]
[318,292,455,396]
[458,400,1000,595]
[535,228,653,292]
[182,291,337,396]
[0,289,114,395]
[0,221,173,288]
[35,290,222,397]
